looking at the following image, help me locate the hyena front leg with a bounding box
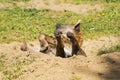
[67,32,87,57]
[54,31,66,58]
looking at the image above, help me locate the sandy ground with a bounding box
[0,36,120,80]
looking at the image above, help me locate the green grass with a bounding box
[0,53,5,71]
[98,44,120,55]
[82,3,120,39]
[43,0,50,5]
[71,76,81,80]
[0,2,120,43]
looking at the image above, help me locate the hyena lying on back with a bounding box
[21,21,87,58]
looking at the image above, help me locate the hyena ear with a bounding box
[74,20,81,32]
[56,23,61,29]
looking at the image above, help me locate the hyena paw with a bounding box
[67,32,74,38]
[54,31,62,38]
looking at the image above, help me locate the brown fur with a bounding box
[38,33,56,55]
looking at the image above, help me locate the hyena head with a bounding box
[54,20,84,58]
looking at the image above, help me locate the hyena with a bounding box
[54,20,87,58]
[21,20,86,58]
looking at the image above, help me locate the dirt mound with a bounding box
[0,36,120,80]
[18,52,120,80]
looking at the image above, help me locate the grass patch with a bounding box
[43,0,49,5]
[71,76,81,80]
[98,44,120,55]
[0,2,120,43]
[0,53,5,71]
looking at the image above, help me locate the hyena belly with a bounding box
[54,21,87,58]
